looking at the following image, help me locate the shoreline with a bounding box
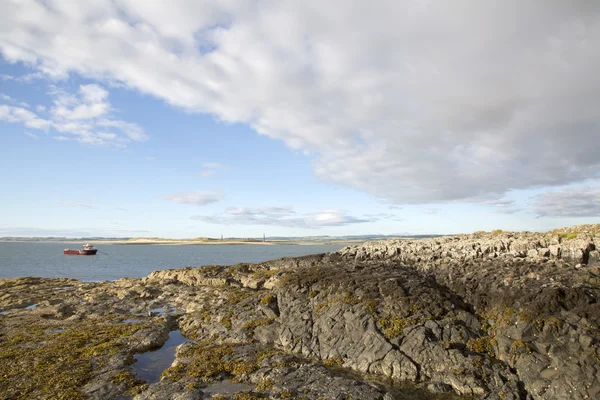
[0,239,365,246]
[1,223,599,398]
[111,239,365,246]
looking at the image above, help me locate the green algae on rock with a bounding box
[0,317,151,399]
[1,224,599,399]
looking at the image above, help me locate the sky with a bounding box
[1,0,599,239]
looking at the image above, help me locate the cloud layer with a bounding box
[2,1,600,202]
[532,186,600,217]
[162,191,224,206]
[56,200,96,209]
[192,207,374,228]
[0,83,146,146]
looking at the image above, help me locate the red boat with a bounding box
[64,243,98,256]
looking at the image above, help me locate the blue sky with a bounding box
[1,1,599,238]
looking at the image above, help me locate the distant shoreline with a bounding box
[0,239,365,246]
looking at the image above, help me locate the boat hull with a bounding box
[64,249,98,255]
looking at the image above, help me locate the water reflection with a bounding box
[133,330,191,383]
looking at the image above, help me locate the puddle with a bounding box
[53,286,76,291]
[127,307,146,316]
[52,328,66,333]
[0,311,8,315]
[332,367,463,400]
[148,307,166,316]
[146,306,184,317]
[133,330,191,383]
[25,304,38,310]
[203,380,254,395]
[122,319,143,324]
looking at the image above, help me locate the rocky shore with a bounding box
[1,225,599,399]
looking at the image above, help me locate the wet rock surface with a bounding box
[1,224,599,399]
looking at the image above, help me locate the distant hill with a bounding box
[259,234,446,241]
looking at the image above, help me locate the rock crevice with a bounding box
[1,224,599,399]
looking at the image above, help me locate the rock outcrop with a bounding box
[1,224,599,399]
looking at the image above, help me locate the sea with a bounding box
[0,242,348,282]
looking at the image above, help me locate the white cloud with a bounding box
[0,104,51,129]
[2,1,600,203]
[203,162,225,169]
[0,226,148,237]
[162,191,224,206]
[481,199,516,208]
[96,119,146,141]
[192,207,374,228]
[365,212,403,222]
[14,72,45,83]
[56,200,96,209]
[0,227,94,237]
[480,198,521,214]
[0,83,146,146]
[200,162,228,177]
[0,93,29,108]
[532,186,600,218]
[50,84,110,120]
[0,72,44,83]
[24,131,39,140]
[422,208,440,215]
[225,206,295,217]
[495,208,520,215]
[306,210,372,227]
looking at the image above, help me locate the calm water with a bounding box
[0,242,346,282]
[133,330,191,383]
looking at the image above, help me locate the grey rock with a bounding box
[2,223,600,399]
[134,380,203,400]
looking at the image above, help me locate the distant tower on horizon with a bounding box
[263,233,266,242]
[221,234,223,241]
